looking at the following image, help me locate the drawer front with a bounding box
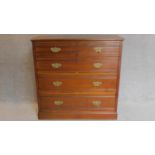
[39,96,116,110]
[38,76,117,91]
[35,47,120,60]
[36,58,119,72]
[78,47,120,59]
[35,47,78,60]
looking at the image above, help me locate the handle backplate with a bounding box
[93,63,103,69]
[51,63,62,69]
[50,47,61,53]
[93,81,103,87]
[92,101,102,106]
[54,100,64,106]
[53,81,63,87]
[94,47,104,53]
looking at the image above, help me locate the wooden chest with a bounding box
[32,35,123,120]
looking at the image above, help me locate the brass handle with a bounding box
[92,101,101,107]
[50,47,61,53]
[51,63,62,69]
[54,100,64,106]
[93,63,103,69]
[94,47,103,53]
[53,81,63,87]
[93,81,103,87]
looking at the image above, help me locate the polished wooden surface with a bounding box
[39,96,116,110]
[38,111,117,120]
[38,90,116,96]
[36,58,119,72]
[32,35,123,120]
[35,47,120,60]
[32,34,123,41]
[33,41,122,47]
[38,76,117,91]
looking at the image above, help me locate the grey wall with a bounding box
[119,34,155,120]
[0,34,155,120]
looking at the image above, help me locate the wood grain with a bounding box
[39,96,116,110]
[36,58,119,73]
[38,111,117,120]
[32,35,123,120]
[38,76,117,91]
[35,47,120,60]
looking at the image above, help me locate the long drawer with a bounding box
[36,58,119,73]
[39,96,116,110]
[38,76,117,91]
[35,46,120,60]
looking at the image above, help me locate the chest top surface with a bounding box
[31,34,123,41]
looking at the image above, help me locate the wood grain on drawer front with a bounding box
[78,47,120,58]
[35,47,120,60]
[39,96,115,110]
[36,58,119,72]
[38,76,117,91]
[35,47,78,60]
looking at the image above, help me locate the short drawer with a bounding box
[35,47,78,60]
[38,75,117,92]
[78,47,120,59]
[36,58,119,73]
[35,46,120,60]
[39,96,116,110]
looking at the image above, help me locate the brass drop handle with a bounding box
[93,63,103,69]
[51,63,62,69]
[94,47,103,53]
[93,81,103,87]
[50,47,61,53]
[52,81,63,87]
[92,101,102,107]
[54,100,64,106]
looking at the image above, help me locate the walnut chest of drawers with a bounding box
[32,35,123,120]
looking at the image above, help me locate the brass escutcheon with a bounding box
[93,81,103,87]
[51,63,62,69]
[54,100,64,106]
[93,63,103,69]
[50,47,61,53]
[94,47,103,53]
[92,101,102,106]
[53,81,63,87]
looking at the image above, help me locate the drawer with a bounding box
[38,75,117,92]
[78,47,120,59]
[36,58,119,73]
[35,47,78,60]
[35,46,120,60]
[39,96,116,110]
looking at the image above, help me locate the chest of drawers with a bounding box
[32,35,123,120]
